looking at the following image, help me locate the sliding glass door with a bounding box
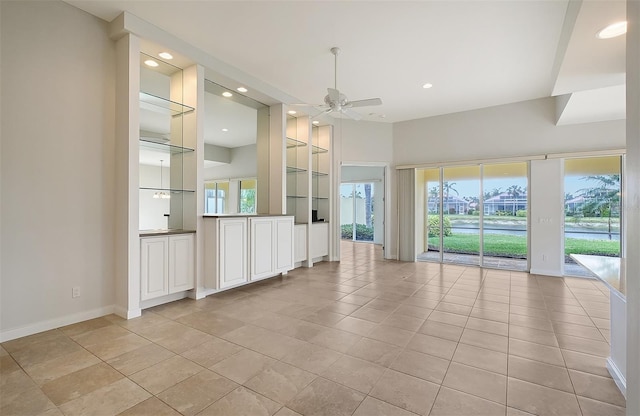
[442,166,481,266]
[482,163,528,271]
[417,162,529,271]
[340,183,375,242]
[564,156,621,276]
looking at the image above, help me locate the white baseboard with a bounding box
[607,358,627,398]
[0,305,116,343]
[139,292,189,310]
[113,305,141,320]
[529,268,563,277]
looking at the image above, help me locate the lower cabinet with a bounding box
[204,216,294,290]
[294,224,307,263]
[311,222,329,259]
[250,217,294,281]
[218,218,249,289]
[140,233,194,301]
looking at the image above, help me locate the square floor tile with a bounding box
[245,361,316,404]
[346,337,401,367]
[370,369,439,415]
[442,362,506,404]
[452,343,507,375]
[430,386,506,416]
[129,355,203,395]
[287,378,365,416]
[156,370,237,416]
[198,386,281,416]
[352,396,417,416]
[390,349,449,384]
[508,355,573,393]
[507,377,581,416]
[321,355,385,394]
[211,349,276,384]
[407,333,457,360]
[568,369,626,407]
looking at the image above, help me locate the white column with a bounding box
[626,2,640,413]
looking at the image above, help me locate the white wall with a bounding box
[337,120,395,257]
[203,144,256,180]
[394,97,625,166]
[529,159,564,276]
[1,1,116,340]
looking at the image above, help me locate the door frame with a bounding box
[339,162,390,259]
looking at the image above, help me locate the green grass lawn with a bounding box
[428,234,619,258]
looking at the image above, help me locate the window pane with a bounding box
[443,166,480,266]
[564,156,621,277]
[240,179,257,214]
[482,162,528,271]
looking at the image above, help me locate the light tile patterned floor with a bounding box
[0,241,626,415]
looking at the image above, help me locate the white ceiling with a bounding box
[66,0,626,124]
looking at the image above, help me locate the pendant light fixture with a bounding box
[153,159,170,199]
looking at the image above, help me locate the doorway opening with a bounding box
[340,166,385,252]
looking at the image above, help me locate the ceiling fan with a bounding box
[298,47,383,121]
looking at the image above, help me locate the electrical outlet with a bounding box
[72,287,80,298]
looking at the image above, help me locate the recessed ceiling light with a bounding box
[221,128,228,132]
[288,110,297,115]
[312,120,320,125]
[237,87,248,93]
[158,52,173,60]
[144,59,159,67]
[222,92,233,98]
[422,83,433,89]
[597,21,627,39]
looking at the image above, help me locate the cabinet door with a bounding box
[250,218,274,280]
[274,217,294,272]
[311,222,329,259]
[219,218,248,289]
[294,224,307,263]
[140,237,169,300]
[168,234,195,293]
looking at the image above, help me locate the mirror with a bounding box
[203,80,267,214]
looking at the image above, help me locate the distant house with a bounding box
[428,195,470,214]
[484,192,528,215]
[565,195,585,214]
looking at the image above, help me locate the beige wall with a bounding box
[1,1,116,339]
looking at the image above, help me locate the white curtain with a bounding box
[397,168,416,261]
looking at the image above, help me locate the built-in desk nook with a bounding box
[570,254,627,397]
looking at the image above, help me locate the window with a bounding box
[564,156,622,276]
[204,181,229,214]
[239,179,257,214]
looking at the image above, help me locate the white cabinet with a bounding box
[218,218,249,289]
[294,224,307,263]
[250,217,294,281]
[140,233,194,301]
[204,216,293,291]
[311,222,329,260]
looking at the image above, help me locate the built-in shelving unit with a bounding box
[138,53,196,232]
[286,118,310,222]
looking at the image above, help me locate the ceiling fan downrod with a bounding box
[331,47,340,90]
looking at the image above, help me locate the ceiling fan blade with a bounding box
[347,98,382,108]
[341,108,362,121]
[327,88,340,102]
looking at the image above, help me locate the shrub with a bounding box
[516,210,527,217]
[341,224,374,241]
[428,216,452,237]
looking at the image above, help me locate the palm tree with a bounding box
[578,175,620,239]
[491,187,502,197]
[443,181,458,214]
[506,185,523,215]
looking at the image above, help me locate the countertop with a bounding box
[203,214,293,218]
[139,229,196,237]
[570,254,625,297]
